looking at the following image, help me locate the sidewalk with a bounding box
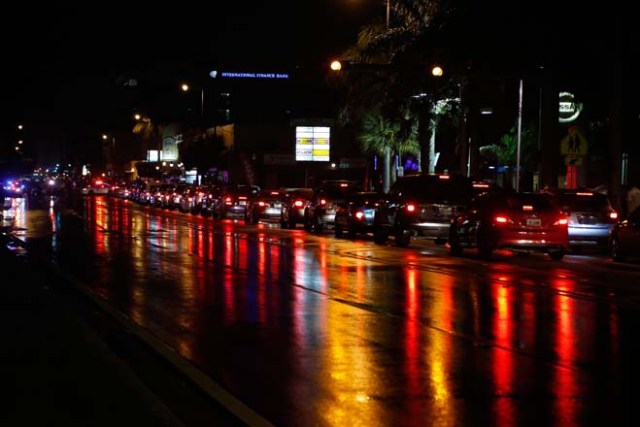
[0,225,184,426]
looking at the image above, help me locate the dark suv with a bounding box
[373,173,475,247]
[303,180,363,233]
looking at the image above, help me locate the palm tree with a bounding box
[358,109,419,190]
[132,117,163,157]
[330,0,464,185]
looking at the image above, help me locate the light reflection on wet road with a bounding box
[5,195,640,426]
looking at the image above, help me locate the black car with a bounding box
[373,173,475,247]
[280,187,314,229]
[246,189,284,224]
[303,180,363,233]
[609,205,640,261]
[334,191,380,239]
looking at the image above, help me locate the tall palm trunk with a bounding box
[383,146,391,193]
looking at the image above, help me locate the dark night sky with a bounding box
[1,1,383,164]
[1,1,636,166]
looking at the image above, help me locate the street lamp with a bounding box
[180,82,204,117]
[102,133,116,176]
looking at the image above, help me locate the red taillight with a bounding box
[320,199,327,206]
[405,203,416,213]
[610,211,618,220]
[355,211,365,220]
[494,215,508,224]
[294,200,304,207]
[258,201,266,207]
[225,196,232,205]
[553,217,568,226]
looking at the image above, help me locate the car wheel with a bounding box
[476,226,493,260]
[610,236,624,261]
[449,228,463,256]
[395,225,411,248]
[280,217,288,229]
[373,216,388,244]
[314,215,324,233]
[347,224,357,239]
[303,210,312,232]
[549,250,565,261]
[334,222,343,238]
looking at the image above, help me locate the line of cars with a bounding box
[297,174,636,263]
[99,175,639,262]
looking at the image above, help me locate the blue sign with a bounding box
[209,70,289,79]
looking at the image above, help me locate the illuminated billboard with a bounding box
[295,126,330,161]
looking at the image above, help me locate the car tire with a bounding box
[549,250,565,261]
[303,209,312,232]
[373,215,388,244]
[394,224,411,248]
[449,228,463,256]
[347,224,357,239]
[334,222,343,238]
[610,236,624,261]
[476,226,493,260]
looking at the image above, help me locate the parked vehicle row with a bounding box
[94,175,640,263]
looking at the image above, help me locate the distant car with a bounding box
[81,180,111,195]
[334,191,380,238]
[551,189,618,253]
[609,205,640,262]
[218,184,260,219]
[374,173,475,247]
[303,180,363,233]
[246,189,284,224]
[449,191,569,260]
[280,187,314,229]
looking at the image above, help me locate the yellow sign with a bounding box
[560,130,588,156]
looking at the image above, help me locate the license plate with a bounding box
[239,201,246,206]
[526,218,541,226]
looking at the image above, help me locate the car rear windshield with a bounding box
[557,194,610,212]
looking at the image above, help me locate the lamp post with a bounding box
[180,83,204,117]
[102,134,116,177]
[386,0,391,29]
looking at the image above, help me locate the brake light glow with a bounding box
[258,201,266,207]
[438,175,450,180]
[576,192,593,196]
[494,215,508,224]
[610,211,618,220]
[554,218,569,226]
[340,183,348,187]
[355,211,364,220]
[406,203,416,213]
[294,200,304,207]
[320,199,327,206]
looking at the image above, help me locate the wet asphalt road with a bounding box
[3,194,640,427]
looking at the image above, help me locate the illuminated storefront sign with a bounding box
[559,92,583,123]
[295,126,330,161]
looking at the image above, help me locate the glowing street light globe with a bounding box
[431,65,444,77]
